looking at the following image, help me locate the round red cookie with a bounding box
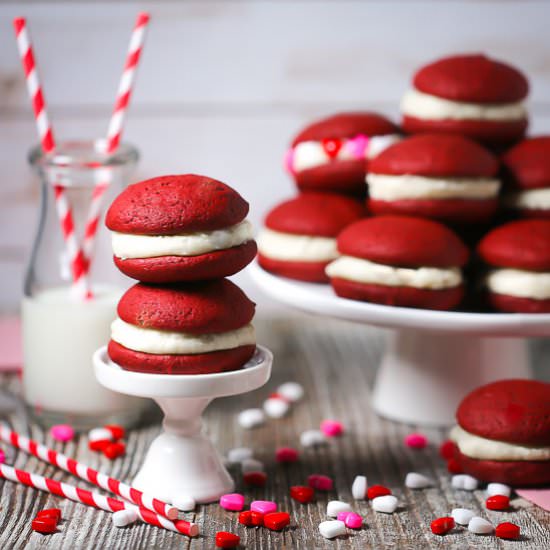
[328,216,469,310]
[289,112,399,195]
[402,54,529,145]
[453,379,550,486]
[109,280,256,374]
[477,219,550,272]
[258,193,365,283]
[106,174,255,282]
[367,134,499,224]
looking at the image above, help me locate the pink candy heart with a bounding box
[345,134,370,159]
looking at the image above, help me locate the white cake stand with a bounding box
[93,345,272,503]
[250,262,550,426]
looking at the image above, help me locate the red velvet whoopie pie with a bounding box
[285,112,400,195]
[108,279,256,374]
[501,136,550,218]
[106,174,257,283]
[326,215,469,310]
[477,219,550,313]
[257,192,365,282]
[366,134,500,224]
[401,54,529,146]
[451,379,550,486]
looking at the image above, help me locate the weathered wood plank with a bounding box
[0,316,548,548]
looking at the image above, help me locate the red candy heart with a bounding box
[290,485,314,504]
[322,138,342,160]
[439,440,456,460]
[243,471,267,487]
[31,517,58,534]
[103,441,126,460]
[486,495,510,511]
[431,516,455,535]
[104,424,125,440]
[496,522,520,540]
[446,458,463,474]
[263,512,290,531]
[238,510,264,527]
[215,531,240,548]
[88,438,111,452]
[367,485,391,500]
[35,508,62,523]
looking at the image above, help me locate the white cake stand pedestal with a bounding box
[93,345,272,503]
[250,262,550,426]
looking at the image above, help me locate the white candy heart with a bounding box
[277,382,304,402]
[238,408,265,429]
[451,474,478,491]
[451,507,475,526]
[326,500,352,517]
[263,397,289,419]
[468,516,494,535]
[227,447,253,463]
[319,520,346,539]
[241,458,264,473]
[372,495,398,514]
[487,482,511,497]
[300,429,326,447]
[172,494,196,512]
[405,472,433,489]
[352,475,368,499]
[88,427,113,442]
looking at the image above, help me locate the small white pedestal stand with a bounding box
[250,262,550,426]
[93,345,272,503]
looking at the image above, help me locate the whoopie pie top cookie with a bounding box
[257,192,365,282]
[400,54,529,145]
[106,174,257,283]
[326,215,469,310]
[108,279,256,374]
[366,134,500,224]
[285,112,400,195]
[501,136,550,217]
[476,219,550,312]
[449,379,550,486]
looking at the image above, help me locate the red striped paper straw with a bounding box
[82,12,150,262]
[0,463,199,536]
[0,424,177,520]
[13,17,92,300]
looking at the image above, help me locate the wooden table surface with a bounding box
[0,316,548,549]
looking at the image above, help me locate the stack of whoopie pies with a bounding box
[260,52,550,313]
[106,174,258,374]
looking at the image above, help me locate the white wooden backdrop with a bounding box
[1,0,550,312]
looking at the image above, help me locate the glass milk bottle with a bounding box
[22,140,146,429]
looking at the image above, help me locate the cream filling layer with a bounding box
[486,269,550,300]
[450,425,550,461]
[509,188,550,210]
[325,256,462,289]
[112,220,253,259]
[111,319,256,355]
[257,228,338,262]
[292,134,401,172]
[367,174,500,201]
[400,89,527,121]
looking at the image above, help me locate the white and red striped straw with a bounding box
[0,463,198,536]
[82,12,150,262]
[13,17,92,300]
[0,424,177,520]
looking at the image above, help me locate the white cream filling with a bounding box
[257,228,338,262]
[450,425,550,461]
[486,268,550,300]
[367,174,500,201]
[508,188,550,210]
[111,220,253,259]
[292,134,401,172]
[325,256,462,289]
[400,89,527,121]
[111,318,255,355]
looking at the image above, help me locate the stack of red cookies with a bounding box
[105,174,258,374]
[259,53,550,313]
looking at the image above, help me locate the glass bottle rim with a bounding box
[28,139,139,170]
